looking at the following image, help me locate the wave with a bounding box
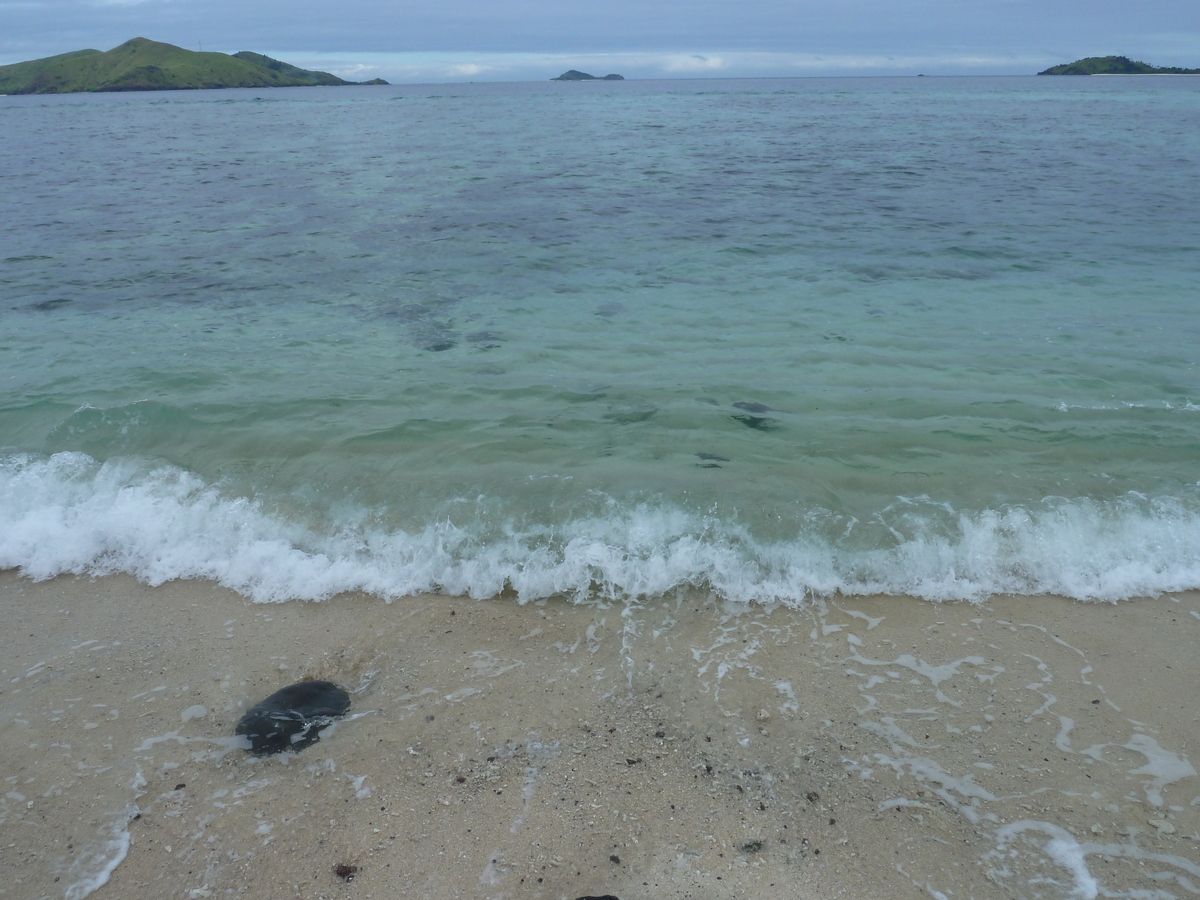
[3,452,1200,605]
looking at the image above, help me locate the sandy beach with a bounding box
[2,572,1198,900]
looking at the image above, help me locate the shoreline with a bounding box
[2,571,1198,899]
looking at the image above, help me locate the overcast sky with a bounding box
[2,0,1198,82]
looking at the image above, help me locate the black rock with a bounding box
[235,680,350,755]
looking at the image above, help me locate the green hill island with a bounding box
[1038,55,1200,75]
[0,37,389,94]
[551,70,625,81]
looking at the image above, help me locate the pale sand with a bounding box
[2,571,1198,900]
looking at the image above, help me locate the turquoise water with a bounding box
[2,77,1199,603]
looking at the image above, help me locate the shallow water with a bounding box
[2,77,1200,603]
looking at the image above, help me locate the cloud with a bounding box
[275,49,1053,84]
[445,62,489,77]
[663,54,728,72]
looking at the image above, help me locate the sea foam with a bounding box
[3,451,1200,605]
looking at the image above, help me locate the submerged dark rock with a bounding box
[235,680,350,755]
[732,401,774,414]
[731,413,777,431]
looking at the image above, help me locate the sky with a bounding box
[2,0,1199,82]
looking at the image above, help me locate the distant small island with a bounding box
[551,70,625,81]
[1038,56,1200,75]
[0,37,389,95]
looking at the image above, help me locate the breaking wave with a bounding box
[3,452,1200,605]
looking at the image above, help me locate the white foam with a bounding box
[989,819,1200,899]
[992,821,1099,899]
[872,751,999,824]
[3,451,1200,605]
[1124,733,1197,807]
[63,809,133,900]
[181,705,208,722]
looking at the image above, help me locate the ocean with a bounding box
[2,71,1200,900]
[2,76,1200,606]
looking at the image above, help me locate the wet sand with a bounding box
[1,571,1198,900]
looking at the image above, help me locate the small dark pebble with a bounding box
[805,791,820,802]
[174,783,186,790]
[626,758,642,766]
[1092,699,1100,704]
[739,840,764,853]
[335,864,358,880]
[654,731,665,739]
[235,680,350,756]
[609,854,621,863]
